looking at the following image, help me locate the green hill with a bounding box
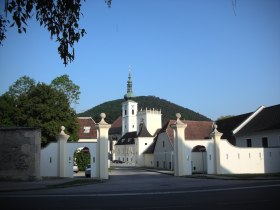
[78,96,211,124]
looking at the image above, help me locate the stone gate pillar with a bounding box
[171,113,187,176]
[56,126,69,177]
[95,113,111,179]
[210,124,223,174]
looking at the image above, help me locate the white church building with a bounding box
[112,72,162,166]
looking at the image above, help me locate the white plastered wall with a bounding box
[235,129,280,147]
[40,143,58,177]
[153,132,174,170]
[218,139,280,174]
[184,140,215,175]
[40,142,97,178]
[144,154,154,167]
[136,137,154,166]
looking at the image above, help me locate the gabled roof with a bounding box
[137,123,153,137]
[216,104,280,143]
[77,117,97,139]
[109,116,122,135]
[160,120,176,144]
[115,122,154,146]
[184,120,214,140]
[216,113,251,141]
[236,104,280,135]
[151,119,213,148]
[115,131,137,145]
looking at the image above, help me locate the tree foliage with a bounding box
[0,0,112,66]
[217,115,235,121]
[75,150,90,171]
[50,74,80,105]
[0,75,80,147]
[7,75,35,99]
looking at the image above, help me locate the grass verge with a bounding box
[48,178,104,188]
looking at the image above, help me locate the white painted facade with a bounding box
[115,144,135,163]
[144,153,154,168]
[235,129,280,147]
[137,108,162,136]
[152,132,174,170]
[122,100,138,135]
[217,138,280,174]
[135,137,154,166]
[115,72,162,166]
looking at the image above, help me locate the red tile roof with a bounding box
[184,120,214,140]
[162,120,214,145]
[109,116,122,135]
[77,117,97,139]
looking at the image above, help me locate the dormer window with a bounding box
[83,126,91,133]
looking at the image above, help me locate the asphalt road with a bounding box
[1,167,279,210]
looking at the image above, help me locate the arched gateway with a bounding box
[40,113,111,179]
[191,145,207,174]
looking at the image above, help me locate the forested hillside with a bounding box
[78,96,211,124]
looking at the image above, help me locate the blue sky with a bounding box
[0,0,279,120]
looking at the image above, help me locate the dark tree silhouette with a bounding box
[0,0,112,66]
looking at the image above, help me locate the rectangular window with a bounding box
[132,109,134,115]
[262,137,268,148]
[162,141,165,148]
[246,139,252,147]
[83,126,91,133]
[156,161,159,167]
[125,110,127,115]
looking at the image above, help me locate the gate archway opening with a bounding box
[191,145,207,174]
[73,146,91,178]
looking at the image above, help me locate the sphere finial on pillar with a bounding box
[100,113,106,120]
[60,126,66,135]
[98,113,109,125]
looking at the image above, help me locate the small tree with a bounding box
[75,149,90,171]
[15,83,78,146]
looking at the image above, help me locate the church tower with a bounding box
[122,69,138,135]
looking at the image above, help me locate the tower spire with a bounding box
[124,66,135,100]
